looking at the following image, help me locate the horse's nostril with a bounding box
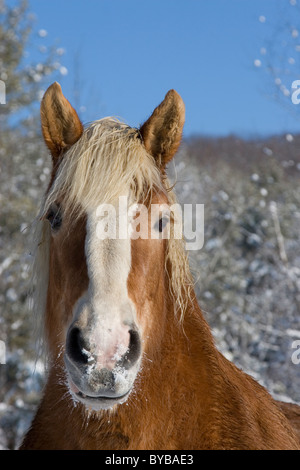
[66,327,89,365]
[120,329,141,369]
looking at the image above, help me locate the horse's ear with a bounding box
[40,82,83,163]
[140,89,185,169]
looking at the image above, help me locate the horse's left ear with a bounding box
[140,89,185,169]
[40,82,83,164]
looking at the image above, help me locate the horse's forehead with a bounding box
[84,206,132,308]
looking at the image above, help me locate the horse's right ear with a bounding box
[40,82,83,163]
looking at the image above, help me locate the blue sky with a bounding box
[27,0,300,137]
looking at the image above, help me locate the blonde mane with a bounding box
[32,118,193,344]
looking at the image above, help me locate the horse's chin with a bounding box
[67,374,133,411]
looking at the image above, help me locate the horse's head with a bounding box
[38,82,185,411]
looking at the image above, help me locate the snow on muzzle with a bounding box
[64,301,142,410]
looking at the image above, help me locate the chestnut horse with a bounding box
[21,83,300,450]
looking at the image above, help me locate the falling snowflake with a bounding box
[260,188,268,197]
[38,29,48,38]
[251,173,260,182]
[33,73,42,82]
[56,48,65,56]
[59,66,68,76]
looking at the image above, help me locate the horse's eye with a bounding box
[155,216,169,233]
[46,204,62,231]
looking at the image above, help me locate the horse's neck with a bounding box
[114,290,219,448]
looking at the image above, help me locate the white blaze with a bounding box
[83,201,134,370]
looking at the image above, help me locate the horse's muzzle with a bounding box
[64,323,142,410]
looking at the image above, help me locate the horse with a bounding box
[20,82,300,450]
